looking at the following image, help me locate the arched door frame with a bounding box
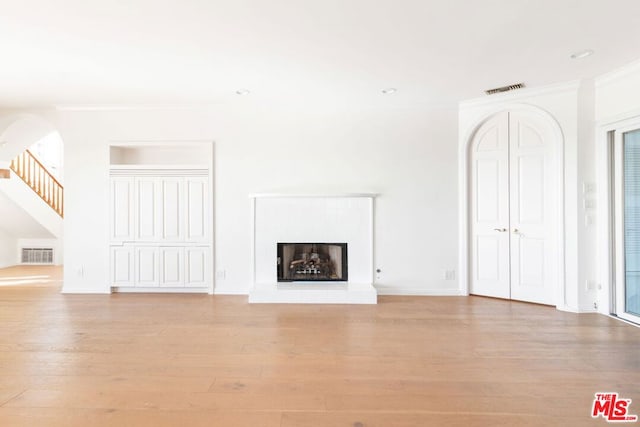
[458,103,566,308]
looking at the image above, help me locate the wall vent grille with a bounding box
[485,83,525,95]
[21,248,54,264]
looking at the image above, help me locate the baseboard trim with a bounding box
[375,286,465,296]
[212,286,250,295]
[61,287,111,294]
[112,287,209,294]
[555,304,599,313]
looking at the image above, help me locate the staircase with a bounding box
[9,149,63,218]
[0,148,64,240]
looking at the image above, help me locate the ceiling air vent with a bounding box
[485,83,525,95]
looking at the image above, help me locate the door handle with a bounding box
[513,228,520,234]
[493,228,508,232]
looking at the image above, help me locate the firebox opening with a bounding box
[277,243,348,282]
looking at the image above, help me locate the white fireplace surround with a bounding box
[249,193,377,304]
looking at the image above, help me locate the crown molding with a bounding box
[595,58,640,88]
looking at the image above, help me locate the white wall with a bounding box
[55,105,460,294]
[576,80,598,311]
[0,171,62,239]
[459,81,598,312]
[0,114,57,162]
[0,228,17,268]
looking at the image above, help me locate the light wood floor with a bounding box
[0,266,638,426]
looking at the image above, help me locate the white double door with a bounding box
[470,111,557,305]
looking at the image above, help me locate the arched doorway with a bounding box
[463,106,565,305]
[0,114,64,285]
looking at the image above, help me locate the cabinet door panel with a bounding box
[111,246,134,286]
[186,177,208,242]
[161,178,184,241]
[135,247,159,287]
[160,247,184,287]
[110,178,134,242]
[185,247,209,287]
[136,178,160,241]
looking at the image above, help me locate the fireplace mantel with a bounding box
[249,194,377,304]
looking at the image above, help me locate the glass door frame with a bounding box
[613,124,640,324]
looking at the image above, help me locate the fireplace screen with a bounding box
[277,243,348,282]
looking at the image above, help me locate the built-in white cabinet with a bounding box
[109,168,212,291]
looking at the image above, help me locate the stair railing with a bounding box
[9,149,64,218]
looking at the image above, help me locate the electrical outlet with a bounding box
[77,266,84,277]
[444,270,456,280]
[216,270,226,280]
[586,280,597,291]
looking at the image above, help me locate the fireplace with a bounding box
[250,194,376,303]
[277,243,348,282]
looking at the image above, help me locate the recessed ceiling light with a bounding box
[381,88,397,94]
[235,89,250,95]
[570,49,594,59]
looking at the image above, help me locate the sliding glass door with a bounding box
[614,127,640,323]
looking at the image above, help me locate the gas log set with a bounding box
[277,243,347,282]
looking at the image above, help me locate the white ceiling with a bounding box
[1,0,639,108]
